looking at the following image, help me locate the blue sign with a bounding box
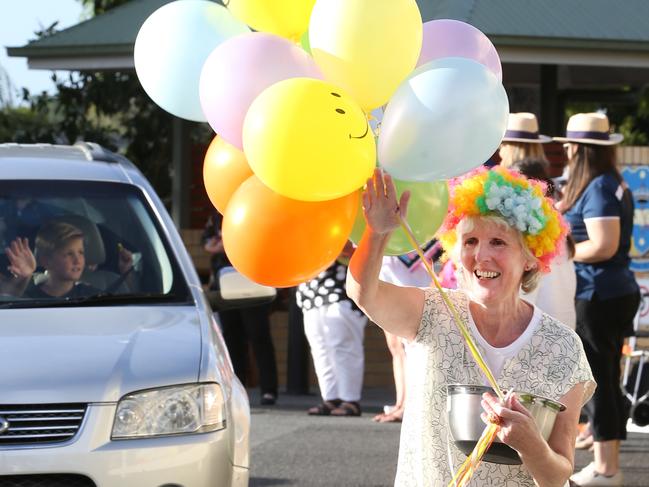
[622,166,649,272]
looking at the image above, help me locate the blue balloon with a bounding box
[378,57,509,181]
[134,0,250,122]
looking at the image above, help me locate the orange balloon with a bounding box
[203,135,253,213]
[223,176,359,287]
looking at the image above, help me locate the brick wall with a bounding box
[268,311,395,389]
[180,228,211,283]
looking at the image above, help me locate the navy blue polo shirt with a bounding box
[564,172,638,300]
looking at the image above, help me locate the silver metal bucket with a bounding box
[446,384,565,465]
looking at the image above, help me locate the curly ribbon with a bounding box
[448,423,500,487]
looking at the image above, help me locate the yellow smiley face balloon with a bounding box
[242,77,376,202]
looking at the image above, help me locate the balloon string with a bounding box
[447,387,513,486]
[447,423,500,487]
[397,214,504,401]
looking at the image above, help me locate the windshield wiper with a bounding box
[0,292,185,309]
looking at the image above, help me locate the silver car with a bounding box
[0,143,263,487]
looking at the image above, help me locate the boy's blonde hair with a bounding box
[35,221,84,260]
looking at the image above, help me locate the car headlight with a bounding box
[111,383,225,439]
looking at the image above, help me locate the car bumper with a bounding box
[0,404,249,487]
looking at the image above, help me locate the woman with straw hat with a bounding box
[499,112,552,169]
[347,167,595,486]
[555,113,640,486]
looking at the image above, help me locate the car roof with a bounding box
[0,142,137,183]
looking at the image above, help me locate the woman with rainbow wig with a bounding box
[347,167,595,486]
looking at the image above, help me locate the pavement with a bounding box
[247,387,649,487]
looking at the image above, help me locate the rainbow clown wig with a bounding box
[437,166,568,273]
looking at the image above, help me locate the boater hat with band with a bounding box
[437,166,568,272]
[501,112,551,143]
[553,112,623,146]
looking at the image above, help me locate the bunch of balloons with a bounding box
[134,0,509,287]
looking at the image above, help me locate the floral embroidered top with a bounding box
[395,287,595,486]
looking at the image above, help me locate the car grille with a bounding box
[0,404,87,445]
[0,474,96,487]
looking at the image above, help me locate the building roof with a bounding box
[6,0,176,70]
[424,0,649,67]
[7,0,649,69]
[426,0,649,43]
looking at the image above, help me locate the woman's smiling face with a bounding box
[456,217,532,304]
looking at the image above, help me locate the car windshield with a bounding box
[0,180,191,308]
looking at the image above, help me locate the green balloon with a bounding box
[350,178,449,255]
[300,31,311,54]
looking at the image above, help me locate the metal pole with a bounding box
[171,117,191,229]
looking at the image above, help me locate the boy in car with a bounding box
[24,221,99,299]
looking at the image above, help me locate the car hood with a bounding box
[1,306,202,403]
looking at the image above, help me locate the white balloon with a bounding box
[134,0,249,122]
[378,57,509,181]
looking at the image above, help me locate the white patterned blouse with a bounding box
[394,287,595,487]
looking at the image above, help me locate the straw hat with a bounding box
[502,112,551,143]
[554,112,623,145]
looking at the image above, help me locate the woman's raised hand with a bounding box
[362,168,410,236]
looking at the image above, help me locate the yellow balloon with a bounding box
[243,77,375,202]
[309,0,422,111]
[226,0,316,41]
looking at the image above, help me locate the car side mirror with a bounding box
[207,266,276,311]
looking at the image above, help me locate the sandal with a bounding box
[307,399,342,416]
[330,401,362,417]
[260,393,277,406]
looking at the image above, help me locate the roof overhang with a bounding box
[9,38,649,73]
[495,36,649,69]
[6,45,134,70]
[23,55,133,71]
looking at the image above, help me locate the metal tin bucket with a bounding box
[446,384,565,465]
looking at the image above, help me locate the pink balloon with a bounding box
[417,19,502,81]
[200,32,323,149]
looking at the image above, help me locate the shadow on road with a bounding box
[250,477,295,486]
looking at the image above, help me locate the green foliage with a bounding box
[0,104,60,143]
[565,87,649,146]
[6,68,177,202]
[67,70,175,194]
[80,0,131,16]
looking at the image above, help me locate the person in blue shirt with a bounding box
[556,113,640,487]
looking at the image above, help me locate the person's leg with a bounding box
[592,441,620,477]
[219,309,248,385]
[577,301,622,476]
[576,292,639,477]
[286,287,310,394]
[325,301,367,405]
[303,306,339,402]
[240,304,278,399]
[374,331,407,422]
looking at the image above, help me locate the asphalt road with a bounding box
[248,389,400,487]
[248,389,649,487]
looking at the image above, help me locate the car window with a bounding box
[0,180,191,307]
